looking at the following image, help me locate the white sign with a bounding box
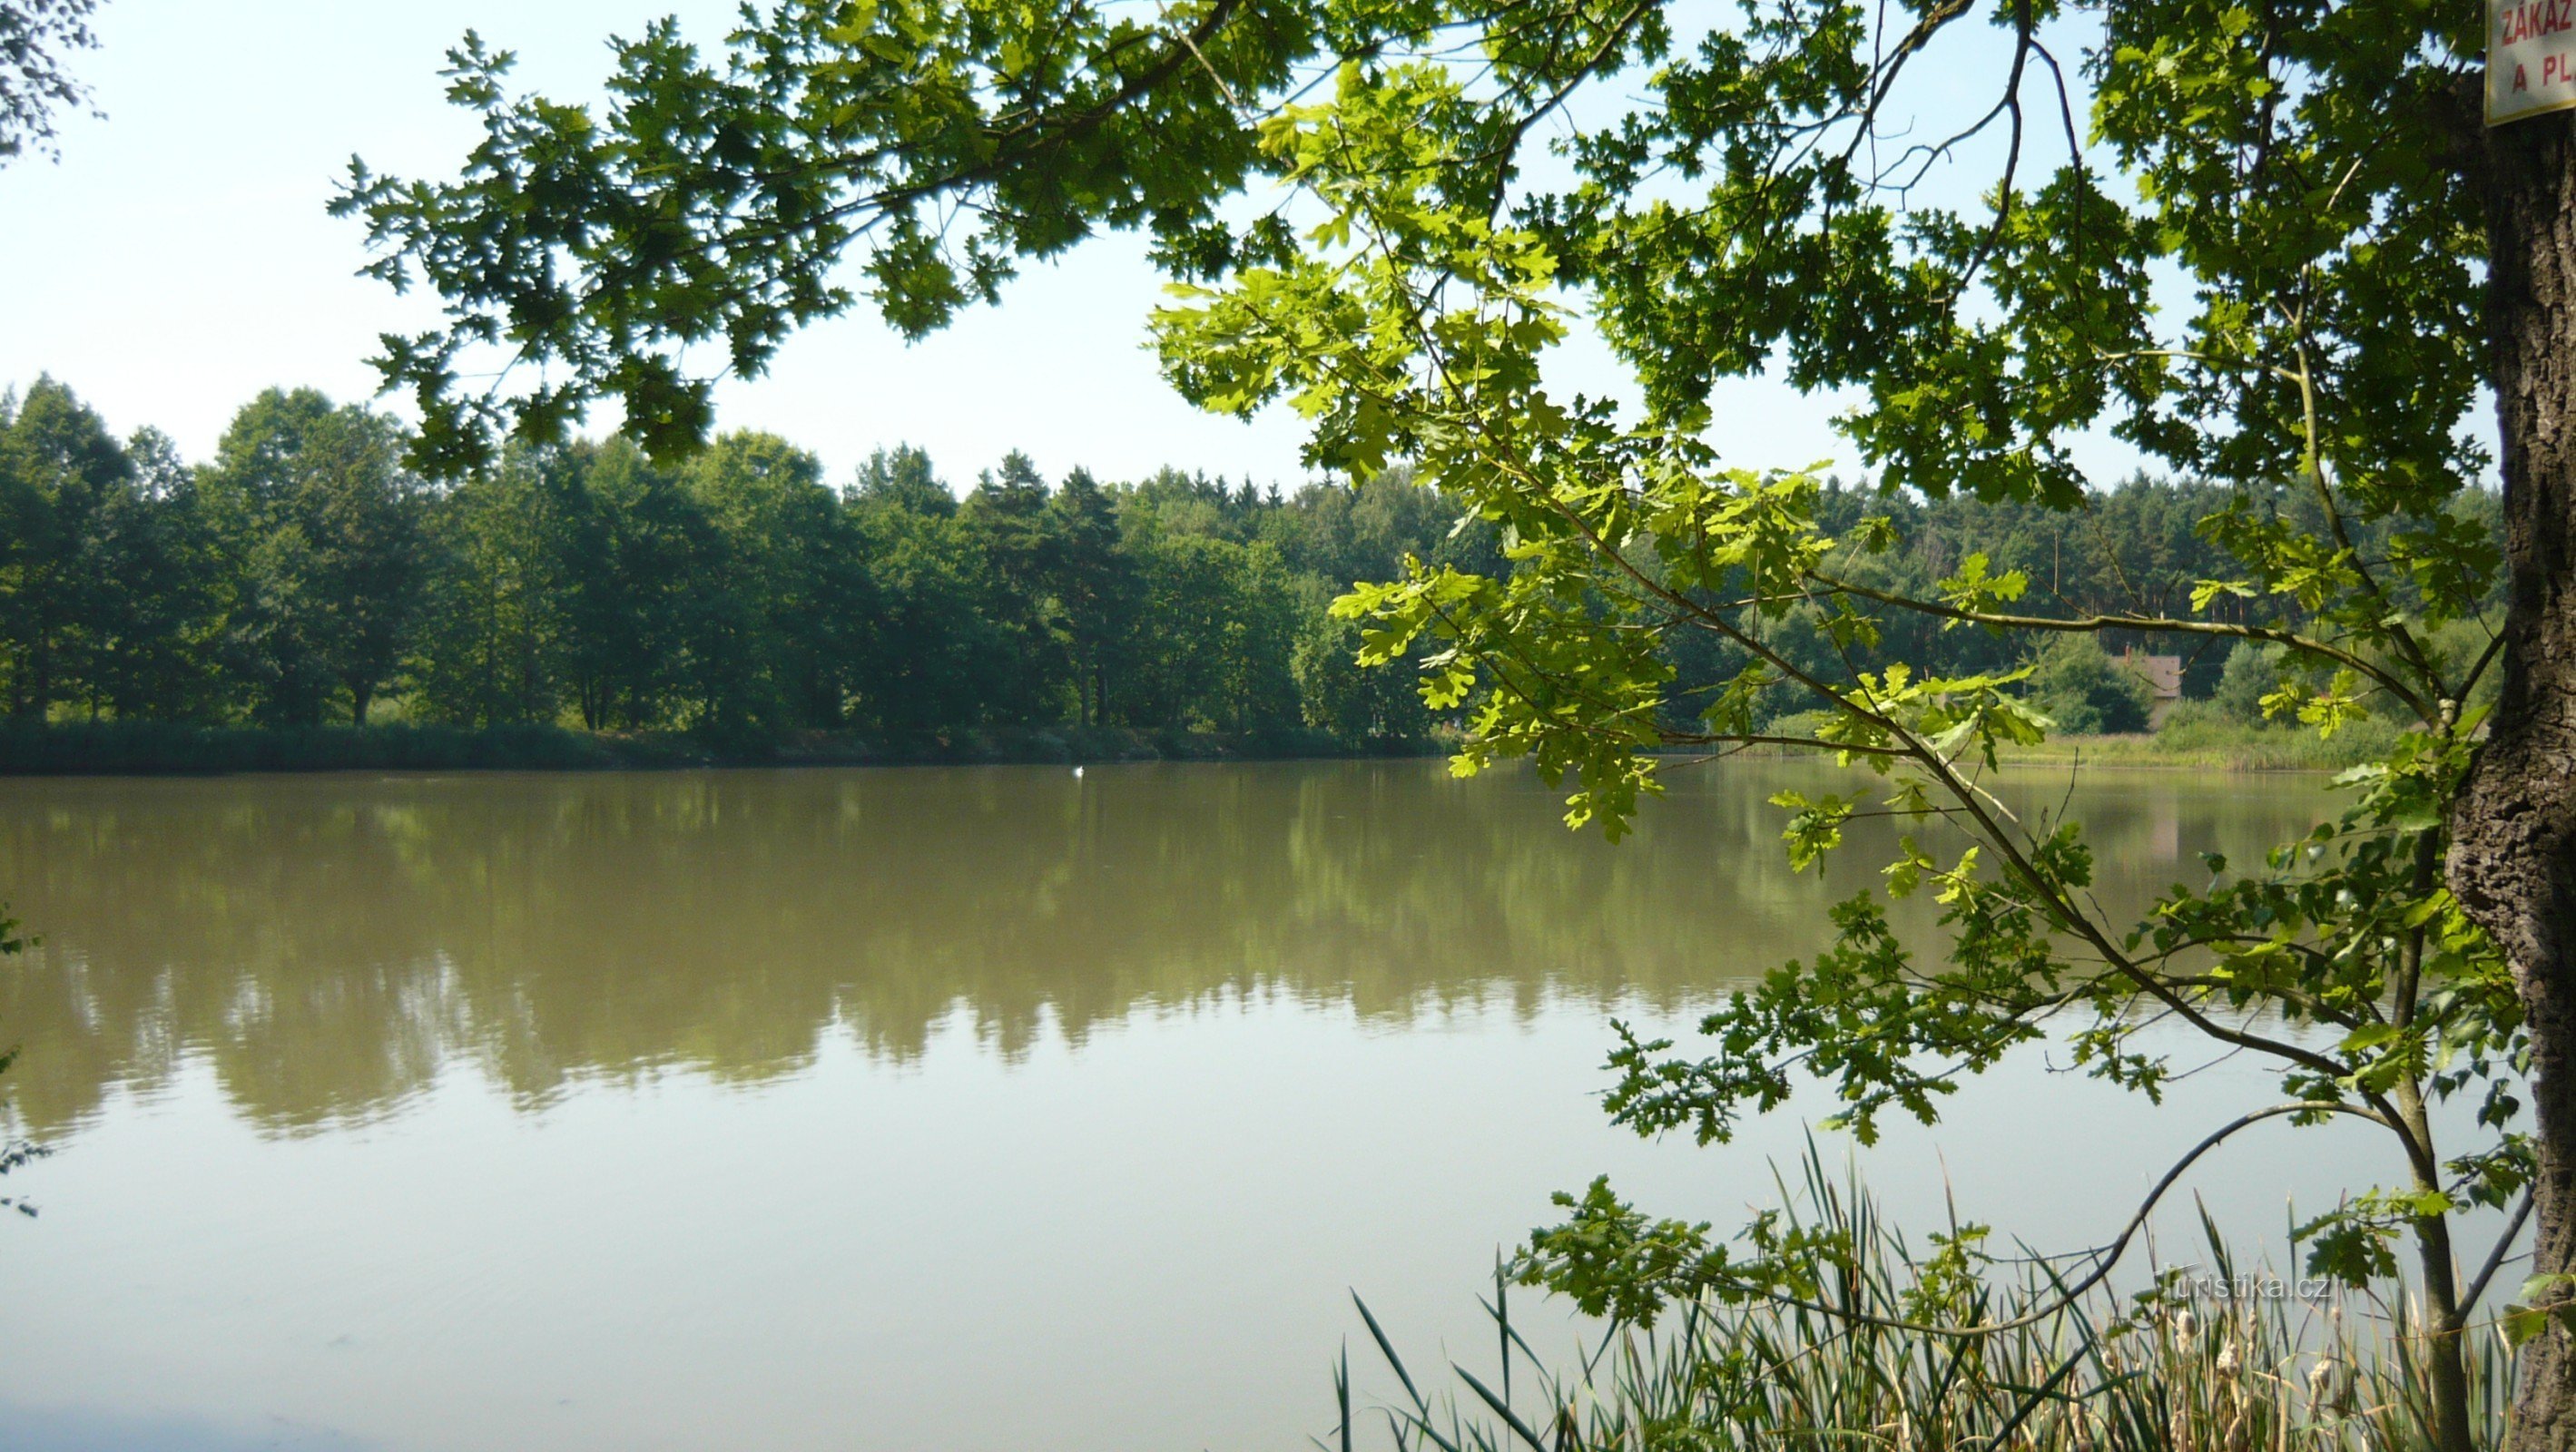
[2492,0,2576,126]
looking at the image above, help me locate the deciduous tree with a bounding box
[335,1,2576,1441]
[200,389,425,725]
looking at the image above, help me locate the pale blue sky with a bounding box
[0,2,1949,492]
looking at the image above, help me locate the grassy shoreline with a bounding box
[0,721,1447,776]
[1992,714,2402,772]
[0,714,2389,777]
[1665,716,2397,774]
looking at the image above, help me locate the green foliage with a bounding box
[1122,7,2515,1393]
[1051,466,1126,726]
[2025,635,2157,736]
[410,443,576,728]
[308,0,2533,1432]
[2214,641,2288,726]
[0,378,1505,746]
[198,388,428,725]
[0,720,634,772]
[0,379,226,722]
[0,0,102,163]
[330,1,1322,472]
[1346,1153,2511,1452]
[10,384,2467,763]
[1295,607,1431,741]
[0,719,1403,773]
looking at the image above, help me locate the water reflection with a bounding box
[0,1402,377,1452]
[0,760,2331,1137]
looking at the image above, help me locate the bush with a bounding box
[2213,640,2287,724]
[2026,636,2157,735]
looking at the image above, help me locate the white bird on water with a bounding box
[1072,765,1085,779]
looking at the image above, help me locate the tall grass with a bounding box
[1991,706,2406,773]
[1332,1157,2515,1452]
[1726,706,2402,772]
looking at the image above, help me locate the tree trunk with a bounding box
[2462,106,2576,1452]
[351,682,372,727]
[2411,1124,2477,1452]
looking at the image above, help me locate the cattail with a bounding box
[2308,1355,2351,1417]
[2066,1401,2099,1452]
[2172,1307,2201,1350]
[2215,1336,2240,1376]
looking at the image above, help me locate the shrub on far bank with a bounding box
[2213,640,2288,723]
[2025,636,2158,735]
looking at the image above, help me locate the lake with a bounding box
[0,760,2465,1450]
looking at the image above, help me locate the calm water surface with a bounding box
[0,761,2430,1450]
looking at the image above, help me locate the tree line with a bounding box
[0,376,1486,743]
[0,375,2502,744]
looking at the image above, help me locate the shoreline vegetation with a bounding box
[1669,708,2404,775]
[2,381,2492,780]
[1988,718,2405,773]
[0,711,2396,776]
[0,721,1449,775]
[1347,1153,2504,1452]
[1985,709,2408,774]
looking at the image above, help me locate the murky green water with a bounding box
[0,761,2424,1450]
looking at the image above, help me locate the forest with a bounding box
[0,374,2503,751]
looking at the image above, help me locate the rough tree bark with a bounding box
[2462,104,2576,1452]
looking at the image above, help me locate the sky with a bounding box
[0,1,1883,495]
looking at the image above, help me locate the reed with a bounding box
[1332,1157,2516,1452]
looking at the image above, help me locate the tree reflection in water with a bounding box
[0,760,2324,1137]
